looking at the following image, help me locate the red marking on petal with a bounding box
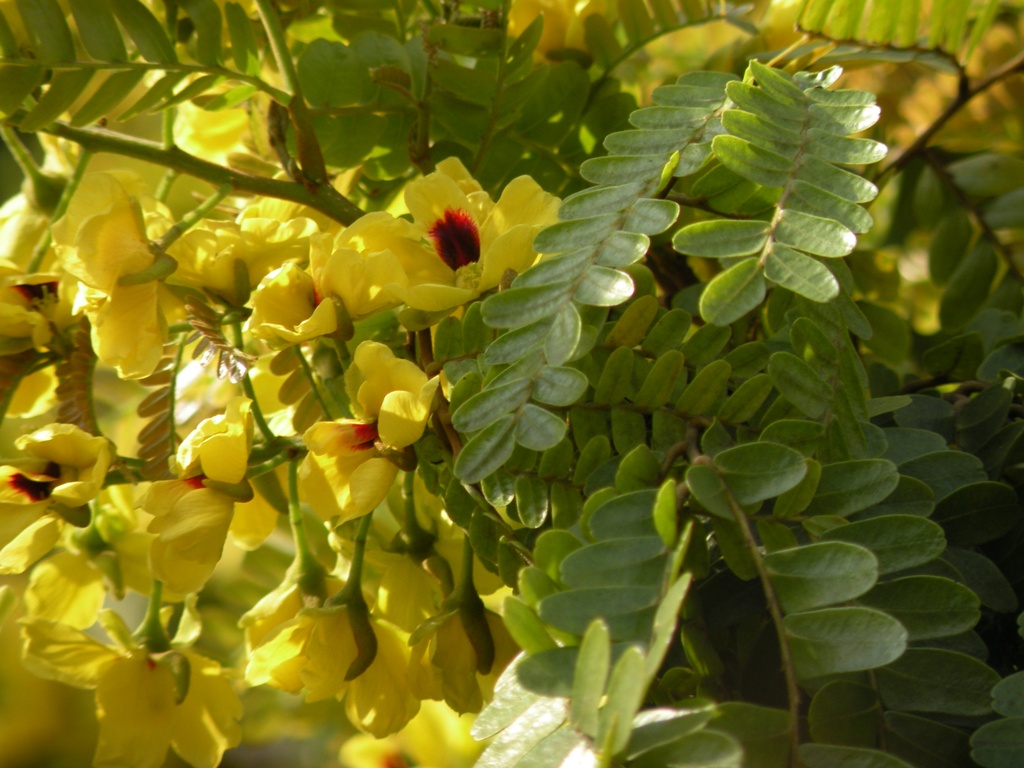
[351,421,379,449]
[429,208,480,270]
[7,461,60,502]
[146,657,158,670]
[183,476,206,490]
[10,282,58,304]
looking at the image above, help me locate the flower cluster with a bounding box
[0,110,560,766]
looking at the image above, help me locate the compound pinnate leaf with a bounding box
[454,414,517,483]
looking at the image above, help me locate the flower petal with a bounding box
[95,654,175,768]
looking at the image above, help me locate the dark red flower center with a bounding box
[429,208,480,270]
[10,281,58,305]
[184,475,206,490]
[8,461,61,502]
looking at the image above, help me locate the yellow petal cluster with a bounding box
[0,424,112,574]
[21,618,241,768]
[246,605,420,737]
[142,397,253,594]
[50,172,169,379]
[301,342,438,522]
[391,158,560,314]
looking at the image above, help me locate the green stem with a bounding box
[287,458,326,600]
[36,122,365,225]
[726,487,802,762]
[296,344,338,421]
[253,0,328,184]
[330,511,375,606]
[137,580,171,653]
[402,470,433,554]
[157,183,233,251]
[230,322,275,443]
[0,58,290,103]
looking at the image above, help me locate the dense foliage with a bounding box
[1,1,1023,767]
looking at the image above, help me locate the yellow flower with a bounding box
[508,0,609,55]
[169,213,320,305]
[20,618,241,768]
[309,215,416,321]
[413,607,519,714]
[300,342,438,522]
[0,424,112,573]
[51,172,169,378]
[246,605,420,737]
[143,397,253,594]
[246,261,338,345]
[393,158,561,314]
[0,262,74,353]
[339,700,482,768]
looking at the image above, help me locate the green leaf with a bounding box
[714,134,795,188]
[598,645,648,755]
[714,442,808,504]
[453,379,531,433]
[931,481,1020,546]
[626,705,717,760]
[560,537,665,589]
[225,2,259,75]
[799,744,916,768]
[885,711,973,768]
[110,0,177,63]
[70,69,147,127]
[971,718,1024,768]
[69,0,128,61]
[768,351,834,419]
[858,576,980,640]
[700,258,766,325]
[546,303,582,366]
[876,648,999,716]
[775,209,857,258]
[482,283,572,329]
[298,39,364,107]
[574,266,635,306]
[19,69,95,132]
[718,374,773,425]
[631,729,744,768]
[673,220,770,258]
[179,0,222,66]
[455,415,517,483]
[676,360,732,416]
[571,620,610,735]
[899,453,988,502]
[516,405,568,452]
[804,460,900,518]
[939,242,997,332]
[686,464,733,519]
[993,673,1024,717]
[515,475,550,528]
[588,489,659,540]
[765,245,840,302]
[711,703,792,768]
[760,420,827,458]
[502,596,557,655]
[785,606,907,680]
[0,65,44,117]
[17,0,75,61]
[475,696,568,766]
[534,366,588,408]
[809,680,881,747]
[765,541,878,614]
[820,515,946,574]
[537,586,658,640]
